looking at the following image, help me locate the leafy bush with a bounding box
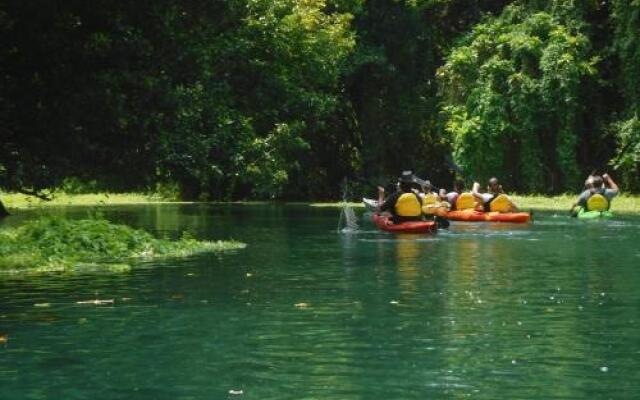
[0,217,245,273]
[439,4,597,192]
[611,116,640,190]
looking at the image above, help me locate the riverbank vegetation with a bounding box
[3,189,640,214]
[0,191,181,210]
[0,217,246,274]
[1,1,639,203]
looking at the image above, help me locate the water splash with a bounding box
[339,206,359,232]
[337,178,359,233]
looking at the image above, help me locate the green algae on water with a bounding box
[0,217,246,274]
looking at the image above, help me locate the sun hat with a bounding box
[398,170,415,183]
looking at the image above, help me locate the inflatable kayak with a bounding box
[575,195,613,219]
[364,197,449,216]
[444,193,530,223]
[372,213,437,234]
[577,208,613,219]
[445,209,531,223]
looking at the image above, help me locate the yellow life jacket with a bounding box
[586,193,609,211]
[396,193,422,217]
[422,192,438,206]
[489,194,512,213]
[455,192,476,210]
[421,193,439,215]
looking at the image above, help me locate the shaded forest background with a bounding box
[1,0,639,201]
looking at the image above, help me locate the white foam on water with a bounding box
[337,179,359,232]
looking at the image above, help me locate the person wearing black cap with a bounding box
[376,171,423,224]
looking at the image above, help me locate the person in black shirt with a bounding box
[376,171,423,224]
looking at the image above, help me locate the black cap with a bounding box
[398,170,415,184]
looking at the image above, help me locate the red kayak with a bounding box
[445,210,531,223]
[372,213,437,234]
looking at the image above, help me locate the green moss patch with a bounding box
[0,217,245,274]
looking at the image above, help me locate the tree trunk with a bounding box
[0,198,9,218]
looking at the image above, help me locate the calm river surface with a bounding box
[1,204,640,399]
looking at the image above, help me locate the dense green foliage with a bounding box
[1,0,639,200]
[0,216,246,273]
[439,4,598,191]
[610,0,640,190]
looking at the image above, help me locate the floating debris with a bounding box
[246,273,253,278]
[0,334,8,343]
[229,389,243,395]
[294,303,309,309]
[600,366,609,372]
[34,303,51,308]
[76,299,114,305]
[389,300,399,305]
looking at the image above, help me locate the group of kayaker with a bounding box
[375,170,516,224]
[374,170,620,225]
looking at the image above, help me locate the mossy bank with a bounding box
[0,217,245,275]
[0,191,181,210]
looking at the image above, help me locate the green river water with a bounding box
[1,204,640,399]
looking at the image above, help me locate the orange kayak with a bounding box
[372,213,437,234]
[446,210,531,223]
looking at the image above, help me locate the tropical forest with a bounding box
[1,2,640,399]
[2,0,639,205]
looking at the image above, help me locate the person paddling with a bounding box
[443,180,464,210]
[471,177,519,212]
[570,173,619,216]
[416,179,438,205]
[377,171,423,224]
[414,176,451,228]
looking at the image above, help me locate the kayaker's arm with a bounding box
[569,202,578,215]
[379,191,400,213]
[570,190,589,216]
[471,181,484,204]
[603,173,619,193]
[377,186,385,210]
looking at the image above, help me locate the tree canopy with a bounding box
[1,0,639,201]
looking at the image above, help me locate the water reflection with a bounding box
[1,205,640,399]
[394,235,422,297]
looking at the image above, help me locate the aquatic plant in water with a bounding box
[0,217,245,274]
